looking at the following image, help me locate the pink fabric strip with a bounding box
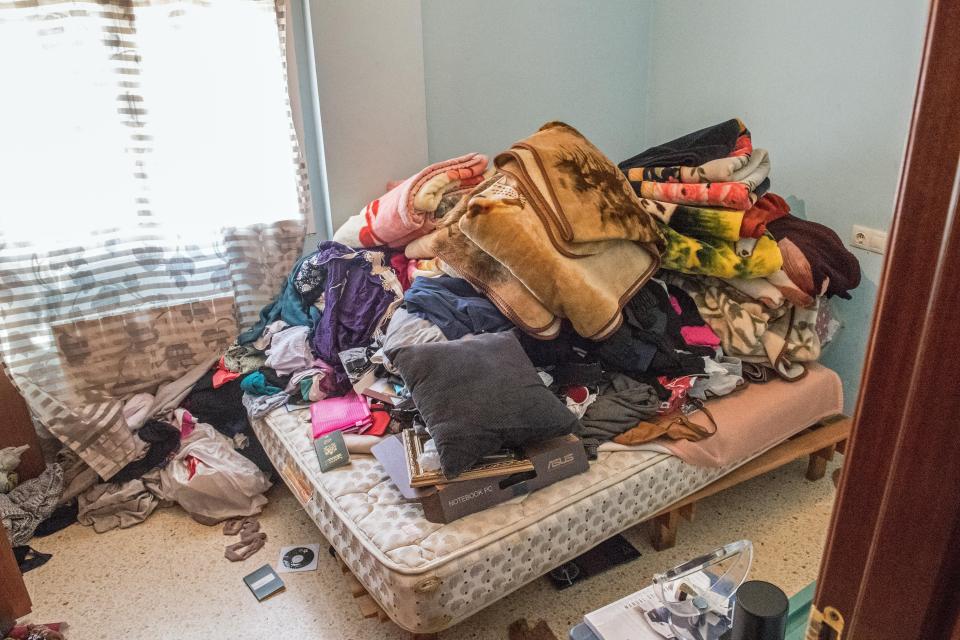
[661,363,843,467]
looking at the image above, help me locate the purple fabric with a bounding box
[303,241,399,386]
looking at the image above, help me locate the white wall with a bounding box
[420,0,653,164]
[643,0,927,412]
[308,0,429,229]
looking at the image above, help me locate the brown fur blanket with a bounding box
[426,122,663,340]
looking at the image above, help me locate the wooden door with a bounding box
[810,0,960,637]
[0,368,41,626]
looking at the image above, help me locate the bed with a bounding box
[250,363,847,637]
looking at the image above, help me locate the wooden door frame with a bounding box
[0,368,42,628]
[811,0,960,637]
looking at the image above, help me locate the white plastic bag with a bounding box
[158,411,271,524]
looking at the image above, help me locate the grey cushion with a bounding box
[387,332,580,478]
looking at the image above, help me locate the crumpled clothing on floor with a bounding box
[0,463,64,545]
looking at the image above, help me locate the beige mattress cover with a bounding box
[662,362,843,466]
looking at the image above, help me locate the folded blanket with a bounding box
[658,222,783,279]
[333,153,489,248]
[619,118,747,170]
[665,274,820,380]
[766,268,816,308]
[423,124,663,340]
[627,145,768,186]
[636,168,771,210]
[740,192,790,238]
[651,203,745,243]
[766,215,861,299]
[422,189,562,339]
[721,276,786,308]
[453,122,663,339]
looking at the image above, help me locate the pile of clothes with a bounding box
[317,119,859,473]
[5,118,861,546]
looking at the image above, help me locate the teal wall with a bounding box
[644,0,926,412]
[312,0,927,412]
[420,0,653,164]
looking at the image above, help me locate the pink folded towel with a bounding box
[336,153,489,249]
[310,391,372,438]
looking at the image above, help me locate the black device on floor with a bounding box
[547,534,641,590]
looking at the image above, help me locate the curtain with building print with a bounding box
[0,0,309,479]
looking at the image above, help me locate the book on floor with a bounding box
[243,564,285,602]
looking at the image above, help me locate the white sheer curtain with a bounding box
[0,0,309,479]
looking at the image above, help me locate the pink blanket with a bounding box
[353,153,488,248]
[661,362,843,467]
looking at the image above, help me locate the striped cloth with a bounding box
[0,0,308,479]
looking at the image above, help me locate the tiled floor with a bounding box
[19,456,840,639]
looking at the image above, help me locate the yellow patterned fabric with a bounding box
[662,204,744,242]
[658,222,782,279]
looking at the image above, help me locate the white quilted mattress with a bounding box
[250,366,842,633]
[252,409,727,633]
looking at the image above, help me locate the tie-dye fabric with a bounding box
[657,223,783,279]
[662,205,744,243]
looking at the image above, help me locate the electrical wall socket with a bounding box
[851,224,888,254]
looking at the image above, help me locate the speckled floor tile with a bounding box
[19,456,840,639]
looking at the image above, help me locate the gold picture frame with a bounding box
[402,429,535,488]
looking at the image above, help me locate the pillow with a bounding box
[387,331,580,478]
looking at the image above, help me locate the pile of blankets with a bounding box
[324,119,860,385]
[620,118,770,210]
[408,122,664,340]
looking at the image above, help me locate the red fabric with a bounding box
[186,456,200,480]
[668,295,683,315]
[365,408,391,437]
[681,325,720,348]
[212,356,241,389]
[657,375,696,415]
[564,385,590,404]
[389,252,413,291]
[730,131,753,157]
[7,624,65,639]
[740,192,791,238]
[778,238,817,296]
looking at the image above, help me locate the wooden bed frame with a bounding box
[341,414,852,639]
[649,415,851,550]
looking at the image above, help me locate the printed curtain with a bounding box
[0,0,309,479]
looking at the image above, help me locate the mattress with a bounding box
[250,364,842,633]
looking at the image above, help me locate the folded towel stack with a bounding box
[334,152,492,249]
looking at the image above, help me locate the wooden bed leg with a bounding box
[679,502,696,522]
[651,509,680,551]
[806,443,836,481]
[411,634,438,640]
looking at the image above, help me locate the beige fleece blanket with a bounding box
[423,122,663,340]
